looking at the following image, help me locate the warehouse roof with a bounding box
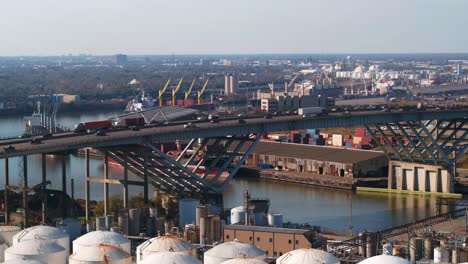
[250,141,385,164]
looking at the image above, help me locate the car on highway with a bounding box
[41,133,52,139]
[31,138,42,144]
[19,133,32,139]
[197,115,208,121]
[96,130,107,136]
[238,112,247,118]
[4,145,15,152]
[184,122,197,129]
[210,119,219,123]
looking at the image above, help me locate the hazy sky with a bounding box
[1,0,467,56]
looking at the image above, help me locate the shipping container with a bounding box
[121,117,145,127]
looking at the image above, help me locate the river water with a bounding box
[0,112,442,234]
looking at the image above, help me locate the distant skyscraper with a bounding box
[114,54,127,64]
[457,64,462,76]
[224,75,231,95]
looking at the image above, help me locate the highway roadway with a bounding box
[0,109,466,159]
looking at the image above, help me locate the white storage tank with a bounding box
[276,248,340,264]
[136,235,195,263]
[1,258,45,264]
[0,225,21,262]
[221,258,268,264]
[382,243,393,255]
[140,252,200,264]
[69,244,132,264]
[13,225,70,254]
[4,240,67,264]
[56,218,82,242]
[179,199,200,227]
[267,213,283,227]
[204,240,266,264]
[253,213,265,226]
[358,255,411,264]
[434,247,449,263]
[230,206,245,225]
[73,231,131,254]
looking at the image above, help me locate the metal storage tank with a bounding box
[140,252,200,264]
[4,240,67,264]
[230,206,245,225]
[434,247,449,263]
[382,243,393,255]
[73,231,131,254]
[136,235,196,263]
[254,213,265,226]
[149,208,158,218]
[96,217,106,231]
[267,213,283,227]
[0,225,21,262]
[106,215,115,230]
[129,208,141,236]
[276,248,339,264]
[69,244,131,264]
[56,218,82,242]
[13,225,70,255]
[221,258,268,264]
[1,258,45,264]
[358,255,411,264]
[179,199,200,227]
[204,240,266,264]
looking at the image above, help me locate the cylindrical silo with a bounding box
[358,255,411,264]
[434,247,449,263]
[106,215,115,230]
[56,218,82,242]
[69,244,131,264]
[5,240,67,264]
[230,206,245,225]
[13,225,70,255]
[276,248,339,264]
[129,208,141,236]
[96,217,106,231]
[136,235,195,263]
[73,231,131,254]
[2,258,45,264]
[149,208,158,219]
[424,234,432,259]
[267,213,283,227]
[118,215,129,236]
[253,213,265,226]
[140,251,200,264]
[221,259,268,264]
[382,243,392,256]
[178,199,200,228]
[204,240,266,264]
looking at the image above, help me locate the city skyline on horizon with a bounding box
[1,0,467,56]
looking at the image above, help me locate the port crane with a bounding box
[158,79,171,107]
[197,79,209,104]
[171,78,184,106]
[184,78,196,101]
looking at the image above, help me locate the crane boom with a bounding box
[184,78,196,100]
[172,78,184,106]
[197,79,209,104]
[158,79,171,107]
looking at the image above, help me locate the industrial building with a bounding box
[223,225,314,258]
[53,94,80,103]
[114,54,127,64]
[257,87,334,113]
[246,141,388,178]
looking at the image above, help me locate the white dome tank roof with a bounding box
[6,240,65,255]
[2,259,45,264]
[13,225,68,243]
[358,255,411,264]
[205,241,265,259]
[69,244,131,263]
[276,248,340,264]
[73,231,131,254]
[137,235,194,253]
[221,258,268,264]
[141,252,200,264]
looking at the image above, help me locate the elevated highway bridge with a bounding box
[0,109,467,225]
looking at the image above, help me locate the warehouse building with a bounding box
[223,225,314,258]
[246,141,388,178]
